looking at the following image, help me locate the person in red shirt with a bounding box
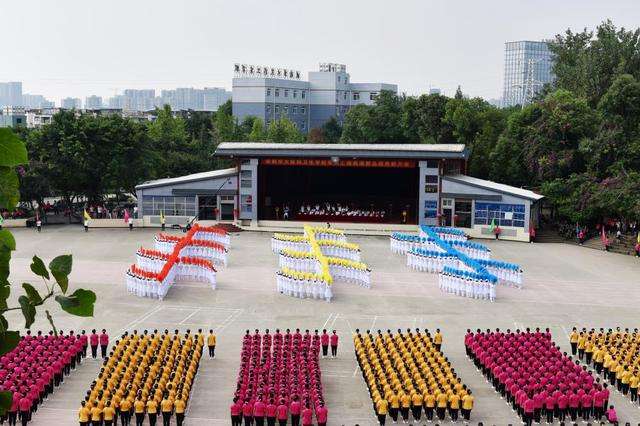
[18,395,31,426]
[242,399,253,426]
[330,331,338,358]
[320,330,329,358]
[265,399,277,426]
[89,330,99,359]
[289,396,301,426]
[523,396,534,426]
[99,330,109,359]
[300,405,313,426]
[276,400,288,426]
[316,403,328,426]
[230,397,242,426]
[8,391,20,426]
[253,398,265,426]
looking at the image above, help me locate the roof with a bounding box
[215,142,468,160]
[136,167,237,190]
[443,174,544,202]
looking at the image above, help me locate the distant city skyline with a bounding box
[1,0,639,104]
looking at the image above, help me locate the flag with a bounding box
[0,215,3,226]
[160,210,165,223]
[601,226,606,245]
[124,209,130,223]
[637,231,640,244]
[489,218,496,232]
[83,209,91,222]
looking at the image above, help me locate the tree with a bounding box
[321,117,342,143]
[0,128,96,415]
[341,91,405,144]
[550,20,640,106]
[248,118,267,142]
[266,118,305,144]
[307,128,325,144]
[402,93,455,144]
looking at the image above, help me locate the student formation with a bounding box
[2,327,637,425]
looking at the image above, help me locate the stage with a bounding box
[239,219,419,236]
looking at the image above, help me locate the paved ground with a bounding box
[4,225,640,425]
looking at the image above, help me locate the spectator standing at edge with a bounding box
[89,330,99,359]
[321,330,329,358]
[99,329,109,359]
[207,330,216,358]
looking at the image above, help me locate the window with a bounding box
[343,92,347,100]
[301,91,306,99]
[425,175,438,184]
[241,195,252,213]
[424,200,438,219]
[474,203,526,227]
[142,196,195,217]
[426,159,439,168]
[283,106,288,114]
[454,199,472,228]
[275,89,280,97]
[338,76,341,82]
[353,92,360,101]
[292,106,297,114]
[293,90,297,98]
[266,88,271,96]
[301,106,305,114]
[425,175,438,193]
[284,89,289,98]
[275,105,280,113]
[266,105,271,112]
[370,92,378,100]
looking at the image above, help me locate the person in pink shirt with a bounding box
[290,396,301,426]
[265,399,277,426]
[276,400,288,426]
[8,391,20,426]
[315,402,328,426]
[80,330,88,358]
[242,399,253,426]
[320,330,329,358]
[605,405,617,424]
[523,396,535,426]
[18,395,31,426]
[300,405,312,426]
[99,329,109,359]
[230,397,242,426]
[329,331,338,358]
[89,330,99,359]
[253,398,265,426]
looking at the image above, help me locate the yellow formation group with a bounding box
[78,330,203,424]
[354,329,474,424]
[571,328,640,402]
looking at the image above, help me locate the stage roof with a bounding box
[443,174,544,202]
[135,167,237,190]
[215,142,468,160]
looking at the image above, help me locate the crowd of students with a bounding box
[354,328,473,425]
[276,267,333,301]
[79,329,203,426]
[467,328,617,425]
[0,329,109,426]
[231,329,330,426]
[570,327,640,405]
[438,268,497,301]
[296,202,388,220]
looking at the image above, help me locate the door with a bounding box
[198,196,217,220]
[220,204,234,221]
[441,198,453,226]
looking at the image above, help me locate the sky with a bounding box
[1,0,639,104]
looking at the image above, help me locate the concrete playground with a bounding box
[4,225,640,425]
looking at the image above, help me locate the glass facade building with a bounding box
[502,41,554,107]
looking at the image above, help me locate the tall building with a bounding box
[85,95,103,109]
[122,89,155,111]
[232,63,397,132]
[22,94,54,109]
[0,106,26,128]
[203,87,231,111]
[60,97,82,109]
[156,87,231,111]
[502,40,554,107]
[0,82,23,107]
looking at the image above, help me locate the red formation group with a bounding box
[466,328,612,425]
[231,329,328,426]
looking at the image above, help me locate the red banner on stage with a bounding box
[261,158,416,168]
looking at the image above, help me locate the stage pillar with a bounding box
[418,160,439,226]
[239,158,259,225]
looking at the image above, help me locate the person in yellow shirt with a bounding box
[410,391,423,421]
[174,394,186,426]
[434,329,443,351]
[448,391,460,421]
[569,327,579,355]
[399,391,411,423]
[461,390,474,421]
[161,392,173,426]
[388,392,399,423]
[207,330,216,358]
[436,389,448,421]
[147,397,158,426]
[119,394,132,426]
[78,401,91,426]
[90,401,102,426]
[103,401,116,426]
[134,394,146,426]
[423,390,436,421]
[375,398,388,425]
